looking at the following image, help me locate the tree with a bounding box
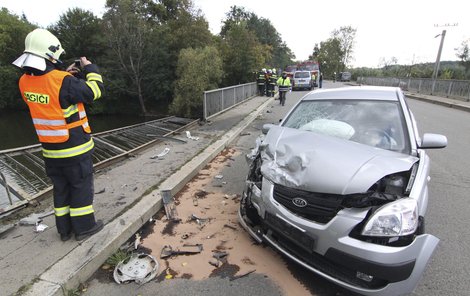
[455,40,470,78]
[220,5,294,69]
[219,24,269,86]
[315,37,343,78]
[170,46,223,118]
[103,0,155,115]
[0,8,35,109]
[332,26,356,71]
[48,8,106,64]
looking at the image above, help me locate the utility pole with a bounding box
[431,23,458,94]
[432,30,446,81]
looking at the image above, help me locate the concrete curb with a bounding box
[406,93,470,113]
[24,96,275,296]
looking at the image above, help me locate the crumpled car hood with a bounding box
[260,126,418,195]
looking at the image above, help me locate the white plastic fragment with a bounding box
[34,222,48,232]
[150,147,170,159]
[185,131,199,141]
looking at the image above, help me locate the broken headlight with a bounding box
[361,198,418,237]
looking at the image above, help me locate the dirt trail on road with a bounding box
[142,147,310,296]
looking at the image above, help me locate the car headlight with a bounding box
[362,198,418,237]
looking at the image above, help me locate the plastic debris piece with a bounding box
[19,210,54,226]
[160,244,203,259]
[34,222,48,232]
[134,233,141,249]
[214,175,223,179]
[209,258,220,267]
[150,147,170,159]
[185,131,199,141]
[165,274,173,279]
[113,253,159,284]
[161,190,178,221]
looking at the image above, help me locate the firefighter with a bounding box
[12,28,104,241]
[257,68,267,96]
[265,69,273,97]
[269,68,277,97]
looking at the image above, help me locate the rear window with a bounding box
[294,72,310,78]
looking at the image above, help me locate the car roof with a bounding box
[303,86,401,101]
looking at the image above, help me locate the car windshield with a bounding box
[295,72,310,78]
[282,100,410,153]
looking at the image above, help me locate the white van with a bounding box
[292,70,313,90]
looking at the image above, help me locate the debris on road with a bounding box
[34,222,48,232]
[185,131,199,141]
[160,244,203,259]
[113,253,159,284]
[150,147,170,159]
[19,210,54,226]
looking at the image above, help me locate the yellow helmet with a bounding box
[13,28,65,70]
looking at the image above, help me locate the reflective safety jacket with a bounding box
[20,70,90,144]
[19,63,104,164]
[277,76,291,91]
[257,72,266,85]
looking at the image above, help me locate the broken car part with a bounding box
[113,253,159,284]
[160,244,203,259]
[161,190,178,221]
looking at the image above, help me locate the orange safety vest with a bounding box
[19,70,91,144]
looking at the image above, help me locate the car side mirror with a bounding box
[262,123,277,135]
[418,133,447,149]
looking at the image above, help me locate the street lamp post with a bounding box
[431,30,446,95]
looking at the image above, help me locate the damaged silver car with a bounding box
[239,86,447,295]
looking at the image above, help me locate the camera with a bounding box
[74,60,81,67]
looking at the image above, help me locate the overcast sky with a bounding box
[2,0,469,68]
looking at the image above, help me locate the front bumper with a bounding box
[238,180,439,296]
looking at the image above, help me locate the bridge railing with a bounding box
[203,82,257,121]
[357,77,470,102]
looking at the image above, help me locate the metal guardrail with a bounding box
[357,77,470,102]
[0,116,198,216]
[203,82,257,120]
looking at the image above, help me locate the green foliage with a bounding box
[0,8,35,110]
[48,8,106,65]
[219,24,269,86]
[105,248,131,267]
[170,46,223,118]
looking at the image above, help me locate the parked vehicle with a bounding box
[284,65,297,79]
[339,71,352,82]
[292,70,313,91]
[239,86,447,296]
[297,60,320,86]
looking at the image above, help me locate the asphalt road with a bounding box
[82,82,469,296]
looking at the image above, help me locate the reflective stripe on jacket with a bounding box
[19,70,91,144]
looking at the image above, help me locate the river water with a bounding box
[0,110,153,150]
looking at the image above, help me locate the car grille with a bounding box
[273,184,344,223]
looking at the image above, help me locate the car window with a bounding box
[294,72,310,78]
[282,100,410,153]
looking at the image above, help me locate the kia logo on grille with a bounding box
[292,197,308,207]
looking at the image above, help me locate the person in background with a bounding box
[12,28,104,241]
[277,71,291,106]
[257,68,267,96]
[269,68,277,97]
[319,72,323,88]
[311,72,316,90]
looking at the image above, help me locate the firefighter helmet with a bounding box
[12,28,65,71]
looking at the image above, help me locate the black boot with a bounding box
[75,220,104,241]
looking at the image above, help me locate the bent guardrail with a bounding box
[203,82,257,120]
[357,76,470,102]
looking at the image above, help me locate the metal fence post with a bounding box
[203,91,207,121]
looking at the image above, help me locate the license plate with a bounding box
[265,213,315,252]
